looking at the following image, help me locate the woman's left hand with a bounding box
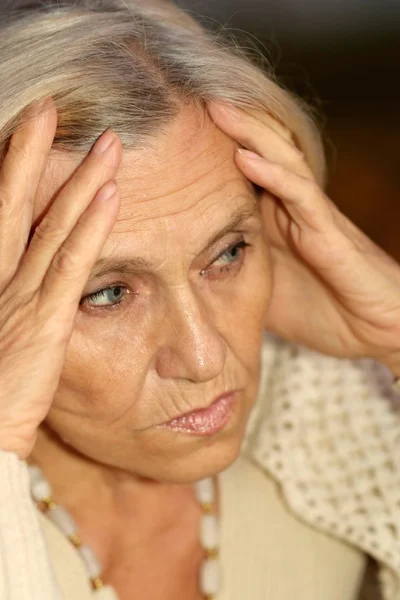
[208,102,400,371]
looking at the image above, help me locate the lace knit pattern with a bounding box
[244,334,400,600]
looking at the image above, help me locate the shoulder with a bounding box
[220,455,367,600]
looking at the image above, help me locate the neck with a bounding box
[30,425,142,507]
[28,425,200,569]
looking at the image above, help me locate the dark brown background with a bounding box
[177,0,400,259]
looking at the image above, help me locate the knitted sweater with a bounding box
[1,333,400,599]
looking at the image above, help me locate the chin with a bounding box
[178,435,243,483]
[154,441,243,484]
[119,393,252,483]
[135,419,247,484]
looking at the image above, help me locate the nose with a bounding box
[155,289,226,383]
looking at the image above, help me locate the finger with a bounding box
[238,150,398,290]
[235,150,333,234]
[250,109,294,143]
[208,102,313,180]
[238,148,386,261]
[0,97,57,287]
[209,100,294,142]
[41,180,120,311]
[16,129,122,289]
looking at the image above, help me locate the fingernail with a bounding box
[236,148,262,161]
[92,129,117,155]
[95,180,118,202]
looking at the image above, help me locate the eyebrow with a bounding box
[89,198,260,280]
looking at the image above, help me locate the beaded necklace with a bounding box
[28,465,221,600]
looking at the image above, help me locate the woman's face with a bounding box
[37,105,272,483]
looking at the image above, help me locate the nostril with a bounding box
[155,331,226,383]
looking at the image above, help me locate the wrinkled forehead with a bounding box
[35,104,254,232]
[114,105,255,233]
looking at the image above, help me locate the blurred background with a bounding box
[177,0,400,259]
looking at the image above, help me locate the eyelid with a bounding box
[80,281,128,305]
[209,235,248,264]
[200,238,249,278]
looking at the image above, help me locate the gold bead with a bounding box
[91,577,104,590]
[200,502,213,515]
[42,497,56,511]
[69,533,82,548]
[205,547,219,560]
[204,595,216,600]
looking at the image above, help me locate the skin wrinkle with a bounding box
[30,104,272,530]
[114,174,249,227]
[88,201,261,281]
[96,203,262,286]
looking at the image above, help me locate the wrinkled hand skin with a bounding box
[0,98,121,458]
[208,102,400,373]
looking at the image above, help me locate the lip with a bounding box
[158,391,238,436]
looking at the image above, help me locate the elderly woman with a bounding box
[1,0,400,599]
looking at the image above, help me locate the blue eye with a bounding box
[84,285,126,307]
[214,241,248,267]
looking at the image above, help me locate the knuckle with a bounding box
[281,127,294,142]
[268,117,293,142]
[291,146,306,162]
[0,289,38,338]
[281,126,296,144]
[271,162,287,182]
[278,177,292,199]
[0,188,15,219]
[6,137,33,163]
[308,179,323,199]
[33,214,66,246]
[0,193,9,217]
[50,245,81,277]
[296,179,321,210]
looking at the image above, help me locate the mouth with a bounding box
[157,391,238,436]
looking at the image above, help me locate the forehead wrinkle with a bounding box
[116,152,237,210]
[115,129,238,213]
[115,174,250,233]
[91,193,260,280]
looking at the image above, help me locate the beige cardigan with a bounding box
[37,455,367,600]
[2,333,400,599]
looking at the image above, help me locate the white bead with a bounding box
[78,545,102,579]
[200,557,221,595]
[28,465,42,481]
[28,466,53,501]
[94,586,119,599]
[194,478,214,504]
[200,514,219,549]
[47,505,78,538]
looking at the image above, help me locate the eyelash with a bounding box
[80,283,130,312]
[80,239,250,312]
[201,240,250,278]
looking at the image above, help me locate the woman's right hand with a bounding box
[0,98,122,460]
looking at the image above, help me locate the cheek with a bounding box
[49,241,271,421]
[216,241,271,342]
[53,320,152,420]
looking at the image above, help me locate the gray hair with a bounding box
[0,0,325,183]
